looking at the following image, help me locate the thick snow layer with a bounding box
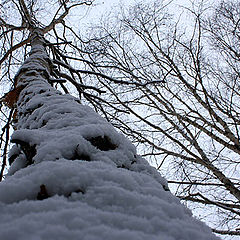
[0,35,220,240]
[0,91,220,240]
[9,79,168,189]
[0,160,219,240]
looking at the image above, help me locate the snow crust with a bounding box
[0,36,220,240]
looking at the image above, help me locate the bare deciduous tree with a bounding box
[0,1,221,240]
[0,0,239,238]
[75,0,240,237]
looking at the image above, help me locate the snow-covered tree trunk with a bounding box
[0,28,219,240]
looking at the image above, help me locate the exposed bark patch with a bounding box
[75,153,91,161]
[11,139,36,165]
[41,120,48,127]
[163,185,170,191]
[67,188,85,198]
[8,153,19,166]
[75,99,81,104]
[117,160,136,170]
[37,184,49,200]
[131,159,137,165]
[25,103,43,115]
[117,164,129,170]
[22,96,31,104]
[72,147,91,161]
[2,85,25,109]
[39,90,46,94]
[25,70,38,76]
[87,136,117,151]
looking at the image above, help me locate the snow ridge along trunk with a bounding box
[0,28,220,240]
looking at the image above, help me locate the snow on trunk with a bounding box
[0,29,219,240]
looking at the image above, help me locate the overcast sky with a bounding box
[76,0,200,30]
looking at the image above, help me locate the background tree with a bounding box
[0,1,220,240]
[71,0,240,237]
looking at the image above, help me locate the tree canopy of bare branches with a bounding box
[0,0,105,177]
[0,2,220,240]
[0,0,239,238]
[71,0,240,237]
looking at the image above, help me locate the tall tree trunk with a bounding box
[0,29,219,240]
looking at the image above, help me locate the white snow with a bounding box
[0,160,219,240]
[0,33,220,240]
